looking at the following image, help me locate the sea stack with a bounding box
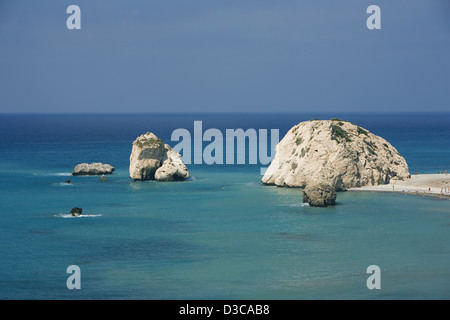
[303,184,336,207]
[262,119,410,190]
[129,132,190,181]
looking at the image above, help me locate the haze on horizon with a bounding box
[0,0,449,114]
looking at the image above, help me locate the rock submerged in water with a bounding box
[129,132,190,181]
[303,184,336,207]
[262,119,410,191]
[70,207,83,216]
[72,163,115,176]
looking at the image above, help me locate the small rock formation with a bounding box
[65,180,71,184]
[100,174,106,182]
[70,207,83,217]
[303,184,336,207]
[154,147,191,182]
[129,132,190,181]
[72,163,115,176]
[262,119,410,190]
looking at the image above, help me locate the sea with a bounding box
[0,112,449,300]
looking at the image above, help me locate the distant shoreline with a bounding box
[349,173,450,198]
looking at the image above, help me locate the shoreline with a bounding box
[349,173,450,198]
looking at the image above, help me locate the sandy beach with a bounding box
[349,173,450,198]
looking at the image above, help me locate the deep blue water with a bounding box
[0,113,449,299]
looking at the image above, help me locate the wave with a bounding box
[187,176,210,182]
[52,172,72,176]
[52,182,74,187]
[55,213,102,218]
[34,172,72,177]
[301,203,310,207]
[288,203,310,208]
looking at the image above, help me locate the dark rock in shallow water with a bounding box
[72,163,115,176]
[70,207,83,216]
[65,180,71,184]
[302,183,336,207]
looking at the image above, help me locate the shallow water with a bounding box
[0,113,449,299]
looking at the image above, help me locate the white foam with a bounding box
[55,213,102,218]
[289,203,310,208]
[34,172,72,177]
[52,172,73,177]
[52,182,74,187]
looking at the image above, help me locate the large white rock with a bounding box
[129,132,189,181]
[129,132,165,180]
[154,145,190,181]
[72,163,115,176]
[261,119,410,191]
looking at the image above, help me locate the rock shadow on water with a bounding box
[128,180,161,191]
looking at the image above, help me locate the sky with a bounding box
[0,0,449,113]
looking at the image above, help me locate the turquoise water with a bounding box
[0,113,449,299]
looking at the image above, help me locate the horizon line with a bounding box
[1,111,450,116]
